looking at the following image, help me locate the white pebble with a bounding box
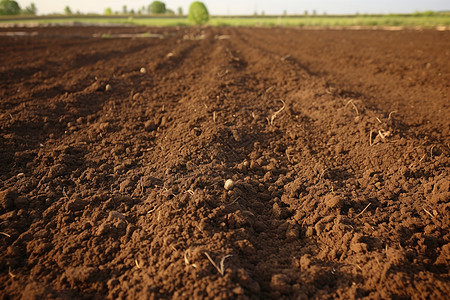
[105,84,112,91]
[140,67,147,73]
[224,179,234,190]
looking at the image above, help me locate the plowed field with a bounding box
[0,26,449,299]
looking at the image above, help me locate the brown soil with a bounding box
[0,26,449,299]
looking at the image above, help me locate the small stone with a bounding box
[105,84,112,92]
[108,210,125,221]
[140,67,147,73]
[144,120,157,132]
[224,179,235,190]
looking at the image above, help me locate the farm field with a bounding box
[0,26,449,299]
[1,13,450,28]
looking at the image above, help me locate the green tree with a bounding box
[64,5,72,15]
[104,7,112,15]
[122,5,127,14]
[177,7,183,15]
[23,2,36,15]
[148,1,166,14]
[188,1,209,25]
[0,0,21,15]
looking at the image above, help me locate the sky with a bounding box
[16,0,450,16]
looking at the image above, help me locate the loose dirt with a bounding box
[0,26,449,299]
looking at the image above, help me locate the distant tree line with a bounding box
[103,1,183,16]
[102,1,209,25]
[0,0,37,15]
[0,0,209,26]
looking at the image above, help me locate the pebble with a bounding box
[108,210,125,221]
[144,120,157,131]
[224,179,235,190]
[105,84,112,91]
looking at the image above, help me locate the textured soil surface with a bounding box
[0,26,449,299]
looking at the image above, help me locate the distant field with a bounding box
[1,13,449,27]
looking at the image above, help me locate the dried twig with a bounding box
[226,196,240,206]
[204,252,232,276]
[217,69,229,78]
[346,99,359,115]
[8,267,15,278]
[423,208,434,218]
[280,54,291,61]
[0,232,11,238]
[265,86,275,93]
[219,255,232,275]
[135,259,141,269]
[62,187,69,200]
[319,168,329,179]
[388,110,397,119]
[354,203,371,218]
[184,250,197,268]
[215,35,230,40]
[378,130,390,141]
[270,99,286,125]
